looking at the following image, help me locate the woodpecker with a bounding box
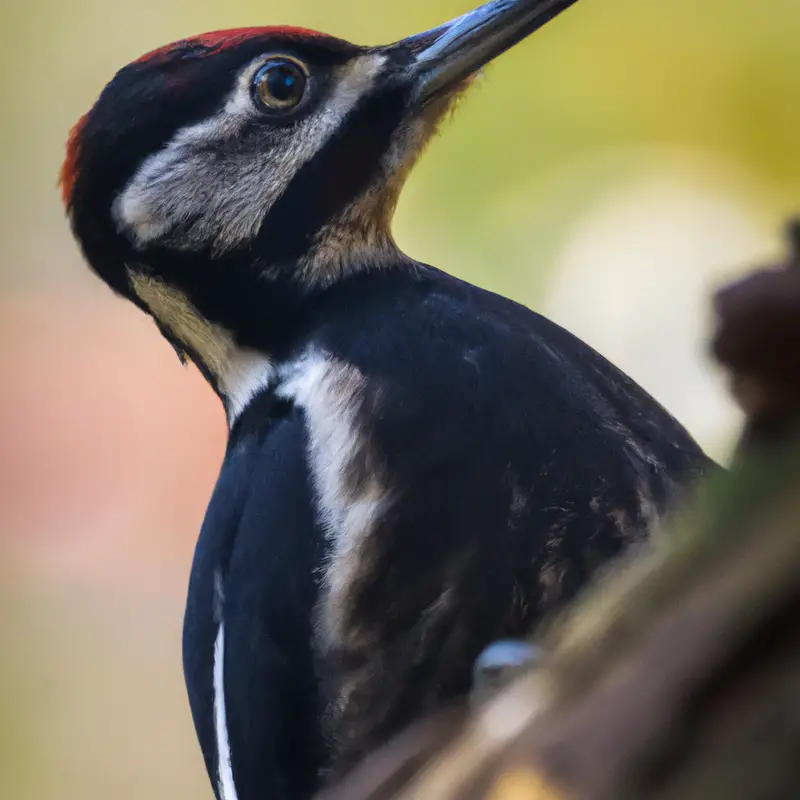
[62,1,715,798]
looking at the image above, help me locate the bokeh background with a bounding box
[1,0,798,796]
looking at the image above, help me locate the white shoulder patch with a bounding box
[277,350,392,649]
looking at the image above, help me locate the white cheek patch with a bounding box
[277,350,392,651]
[113,53,388,255]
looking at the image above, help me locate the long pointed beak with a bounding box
[398,0,581,103]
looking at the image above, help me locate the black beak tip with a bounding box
[403,0,582,103]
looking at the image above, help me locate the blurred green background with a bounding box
[0,0,798,797]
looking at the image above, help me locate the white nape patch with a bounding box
[277,350,391,648]
[213,623,239,800]
[129,272,273,425]
[113,53,388,256]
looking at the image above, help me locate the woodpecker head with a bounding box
[62,0,578,400]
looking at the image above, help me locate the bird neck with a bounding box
[126,251,415,424]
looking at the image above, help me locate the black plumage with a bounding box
[184,266,712,794]
[61,2,715,799]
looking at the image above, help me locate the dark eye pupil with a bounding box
[254,59,306,110]
[267,66,297,101]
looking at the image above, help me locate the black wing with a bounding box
[183,404,327,800]
[308,267,713,773]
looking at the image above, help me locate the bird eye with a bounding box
[252,58,308,112]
